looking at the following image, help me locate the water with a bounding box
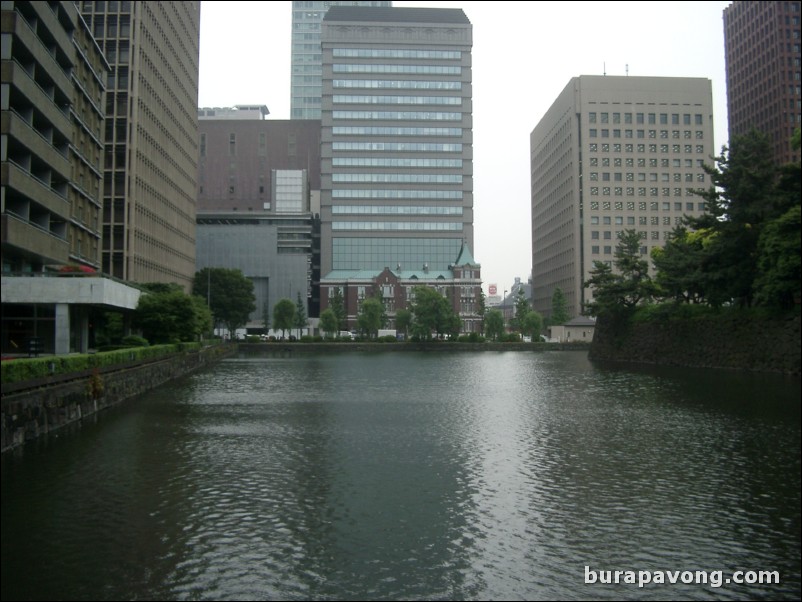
[2,351,800,601]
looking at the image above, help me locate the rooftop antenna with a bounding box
[603,62,606,76]
[626,63,629,76]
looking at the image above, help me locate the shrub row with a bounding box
[1,343,202,385]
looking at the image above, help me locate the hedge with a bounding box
[1,343,203,385]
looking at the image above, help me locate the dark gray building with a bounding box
[723,0,801,166]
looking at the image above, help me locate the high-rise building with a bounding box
[318,6,481,332]
[290,1,391,120]
[2,1,141,355]
[320,6,474,276]
[723,1,801,166]
[78,1,201,289]
[530,76,715,320]
[2,1,106,272]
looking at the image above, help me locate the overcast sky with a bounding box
[198,0,732,295]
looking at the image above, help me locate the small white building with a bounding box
[549,316,596,343]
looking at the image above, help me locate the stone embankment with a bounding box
[589,312,801,375]
[1,344,235,452]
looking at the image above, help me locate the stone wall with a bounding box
[589,312,801,374]
[1,344,235,452]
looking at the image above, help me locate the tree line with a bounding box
[586,128,801,318]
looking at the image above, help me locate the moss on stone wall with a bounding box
[589,309,801,374]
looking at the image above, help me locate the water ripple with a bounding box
[1,351,799,601]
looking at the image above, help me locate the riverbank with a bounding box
[589,311,801,375]
[238,341,592,354]
[1,343,235,453]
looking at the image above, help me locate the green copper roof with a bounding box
[453,242,479,267]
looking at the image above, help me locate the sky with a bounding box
[198,1,732,296]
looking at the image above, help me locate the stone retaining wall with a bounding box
[588,312,801,374]
[1,344,235,452]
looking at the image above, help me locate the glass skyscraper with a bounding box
[319,6,473,277]
[290,1,391,120]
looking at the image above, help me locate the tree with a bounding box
[319,308,339,339]
[394,308,412,338]
[294,292,308,338]
[550,287,570,325]
[753,205,801,309]
[356,296,385,338]
[585,229,654,317]
[477,288,487,332]
[521,310,544,342]
[272,298,295,339]
[512,288,530,334]
[409,286,460,340]
[328,287,347,331]
[683,130,784,307]
[484,309,504,341]
[134,289,212,344]
[651,226,709,304]
[193,268,256,336]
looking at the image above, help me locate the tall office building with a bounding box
[723,1,801,166]
[2,1,106,272]
[530,76,715,320]
[78,1,201,289]
[320,6,474,277]
[2,1,141,355]
[290,1,391,120]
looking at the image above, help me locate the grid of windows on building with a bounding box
[321,6,473,276]
[290,1,392,120]
[584,111,710,256]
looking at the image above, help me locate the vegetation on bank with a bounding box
[586,129,801,323]
[1,342,205,385]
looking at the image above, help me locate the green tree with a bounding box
[319,308,339,339]
[294,292,308,338]
[683,129,786,307]
[753,205,801,309]
[550,287,570,325]
[134,289,211,344]
[272,298,295,339]
[484,308,505,341]
[521,310,543,342]
[477,288,487,331]
[651,226,710,304]
[511,288,531,334]
[585,229,654,317]
[394,308,412,338]
[409,286,460,340]
[356,296,385,338]
[193,268,256,336]
[328,287,347,331]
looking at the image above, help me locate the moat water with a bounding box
[2,350,800,600]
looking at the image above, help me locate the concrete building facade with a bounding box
[290,1,391,120]
[196,116,322,325]
[78,1,201,289]
[1,1,141,355]
[320,6,474,277]
[723,0,801,166]
[2,1,106,273]
[530,75,715,320]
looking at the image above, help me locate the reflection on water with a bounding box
[2,351,800,601]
